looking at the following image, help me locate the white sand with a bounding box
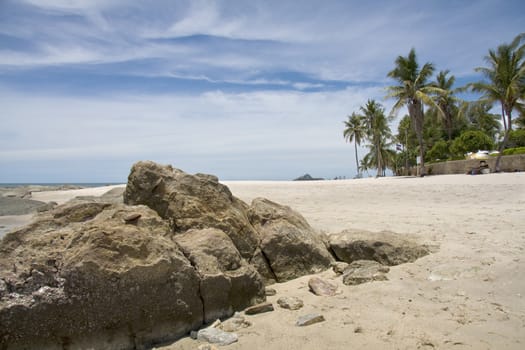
[6,174,525,349]
[166,173,524,350]
[30,184,125,205]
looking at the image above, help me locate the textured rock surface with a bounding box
[0,202,203,350]
[329,230,430,266]
[174,228,265,322]
[244,302,275,315]
[124,161,259,259]
[248,198,334,282]
[296,313,325,326]
[197,327,238,346]
[342,260,390,285]
[1,161,340,350]
[277,296,304,310]
[308,277,339,296]
[219,312,252,332]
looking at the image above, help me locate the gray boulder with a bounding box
[174,228,265,323]
[329,230,430,266]
[248,198,335,282]
[0,203,203,350]
[124,161,259,259]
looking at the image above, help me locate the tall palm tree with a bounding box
[434,70,459,140]
[469,33,525,171]
[343,112,365,177]
[387,48,442,176]
[360,99,392,177]
[459,100,501,141]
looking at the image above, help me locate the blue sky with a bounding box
[0,0,523,182]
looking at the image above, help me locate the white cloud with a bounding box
[0,86,388,180]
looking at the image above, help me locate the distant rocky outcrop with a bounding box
[293,174,324,181]
[0,161,335,350]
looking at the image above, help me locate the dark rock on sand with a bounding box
[248,198,334,282]
[0,197,47,216]
[342,260,390,285]
[0,203,203,350]
[174,228,265,323]
[124,161,259,259]
[244,301,274,315]
[0,161,338,350]
[329,230,430,266]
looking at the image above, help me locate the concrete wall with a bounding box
[425,154,525,175]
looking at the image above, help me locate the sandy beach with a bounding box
[1,173,524,349]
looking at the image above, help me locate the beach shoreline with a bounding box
[1,173,524,349]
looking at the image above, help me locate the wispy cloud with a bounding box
[0,0,523,181]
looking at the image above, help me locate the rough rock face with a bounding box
[124,161,259,259]
[329,230,430,266]
[0,202,203,350]
[1,161,340,350]
[341,260,390,285]
[174,228,265,323]
[248,198,335,282]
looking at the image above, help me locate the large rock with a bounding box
[248,198,334,282]
[329,230,430,266]
[0,202,203,350]
[124,161,259,259]
[174,228,265,323]
[1,161,340,349]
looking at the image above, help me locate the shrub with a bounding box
[426,140,450,162]
[506,129,525,148]
[503,147,525,155]
[450,130,494,158]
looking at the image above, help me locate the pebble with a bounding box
[124,213,141,222]
[308,277,338,296]
[197,327,238,346]
[296,313,325,326]
[277,296,304,310]
[244,302,274,315]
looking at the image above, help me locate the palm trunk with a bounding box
[376,140,382,177]
[409,100,426,176]
[354,140,360,176]
[495,108,513,172]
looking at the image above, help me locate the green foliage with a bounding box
[387,48,443,176]
[426,140,450,161]
[503,147,525,155]
[450,130,495,157]
[359,100,393,176]
[506,129,525,148]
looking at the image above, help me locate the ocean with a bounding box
[0,183,122,188]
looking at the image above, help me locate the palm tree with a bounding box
[434,70,459,140]
[360,99,392,177]
[469,33,525,171]
[459,100,501,141]
[387,48,442,176]
[343,112,365,177]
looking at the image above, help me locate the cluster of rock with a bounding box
[0,161,431,350]
[0,161,335,349]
